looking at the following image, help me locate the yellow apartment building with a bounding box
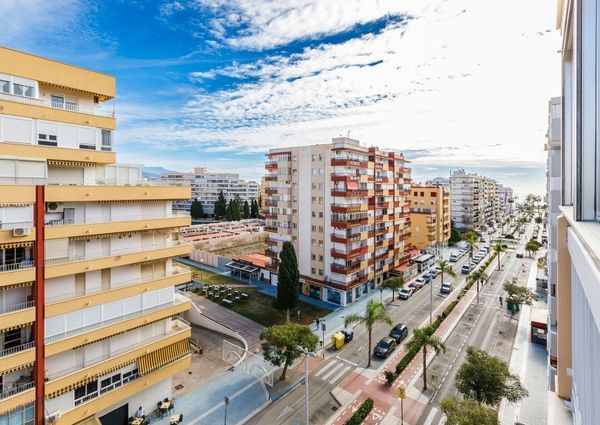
[409,184,451,252]
[0,47,191,424]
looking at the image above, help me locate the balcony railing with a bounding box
[45,271,187,303]
[0,221,34,230]
[0,176,191,187]
[46,317,189,381]
[45,212,189,227]
[45,294,189,344]
[0,341,34,358]
[0,91,112,117]
[0,380,34,401]
[0,300,34,315]
[0,261,34,273]
[45,241,187,266]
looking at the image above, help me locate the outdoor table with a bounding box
[130,418,143,425]
[234,296,240,301]
[161,401,172,411]
[241,293,249,299]
[213,294,220,300]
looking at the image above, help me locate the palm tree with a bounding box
[407,326,446,391]
[344,299,392,368]
[468,268,489,304]
[436,259,456,293]
[492,243,505,271]
[463,232,479,262]
[383,276,404,302]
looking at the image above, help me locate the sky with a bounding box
[0,0,560,198]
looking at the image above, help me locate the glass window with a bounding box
[13,84,34,97]
[50,95,64,108]
[0,80,9,94]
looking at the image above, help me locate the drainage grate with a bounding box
[174,384,184,391]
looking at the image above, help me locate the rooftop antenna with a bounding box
[347,130,351,138]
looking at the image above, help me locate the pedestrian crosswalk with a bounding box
[314,359,352,385]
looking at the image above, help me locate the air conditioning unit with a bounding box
[12,228,30,237]
[46,411,61,424]
[46,202,64,213]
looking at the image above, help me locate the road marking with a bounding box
[329,365,351,384]
[423,407,439,425]
[315,360,338,378]
[321,362,345,381]
[336,356,358,367]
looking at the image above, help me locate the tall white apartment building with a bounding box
[161,167,258,215]
[264,137,412,306]
[0,47,191,424]
[548,1,600,422]
[497,184,514,216]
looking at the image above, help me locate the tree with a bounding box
[214,190,227,218]
[503,282,539,316]
[344,300,392,368]
[468,268,489,304]
[382,276,404,302]
[455,347,528,406]
[406,326,446,391]
[437,259,456,294]
[462,231,479,261]
[225,200,234,221]
[260,323,319,381]
[243,200,250,219]
[491,244,505,271]
[534,216,542,224]
[441,397,499,425]
[250,198,259,218]
[449,223,461,244]
[277,241,300,321]
[190,199,204,220]
[525,240,540,257]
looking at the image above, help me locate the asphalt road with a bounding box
[246,249,477,425]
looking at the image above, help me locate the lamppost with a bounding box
[379,287,383,303]
[397,381,406,425]
[297,346,317,425]
[223,395,230,425]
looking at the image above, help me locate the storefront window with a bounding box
[309,285,321,300]
[327,289,341,305]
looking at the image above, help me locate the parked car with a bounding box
[440,283,453,294]
[461,263,473,274]
[374,337,397,358]
[389,324,409,343]
[429,268,440,278]
[516,251,524,258]
[408,283,419,292]
[472,256,482,264]
[416,275,430,286]
[449,254,459,262]
[398,288,413,300]
[342,327,354,342]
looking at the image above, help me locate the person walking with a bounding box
[499,295,503,307]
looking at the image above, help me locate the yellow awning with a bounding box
[0,203,32,208]
[74,416,101,425]
[1,362,33,376]
[137,338,190,376]
[69,231,141,241]
[0,281,33,290]
[47,160,96,167]
[0,241,34,249]
[1,321,33,332]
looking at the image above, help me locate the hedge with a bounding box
[344,398,374,425]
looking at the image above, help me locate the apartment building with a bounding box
[545,97,561,395]
[409,184,451,252]
[548,1,600,422]
[0,47,192,425]
[449,169,504,231]
[264,137,412,306]
[497,184,514,216]
[161,167,258,215]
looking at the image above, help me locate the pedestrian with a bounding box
[499,296,503,307]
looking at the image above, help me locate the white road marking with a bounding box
[321,362,345,381]
[329,365,351,384]
[315,360,338,377]
[423,407,439,425]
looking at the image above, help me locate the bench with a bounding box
[221,299,233,306]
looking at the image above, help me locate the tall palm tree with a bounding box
[436,259,456,293]
[407,326,446,391]
[463,232,479,262]
[344,299,392,368]
[492,243,506,271]
[383,276,404,302]
[468,268,489,304]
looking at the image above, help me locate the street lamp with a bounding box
[397,380,406,425]
[223,395,230,425]
[379,287,383,303]
[297,346,317,425]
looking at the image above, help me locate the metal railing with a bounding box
[0,341,34,358]
[0,221,34,230]
[45,212,189,227]
[44,294,189,344]
[0,261,34,273]
[0,91,111,117]
[45,271,187,303]
[0,300,34,315]
[45,317,189,381]
[44,241,188,266]
[0,381,34,401]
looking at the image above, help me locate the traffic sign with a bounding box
[396,386,406,400]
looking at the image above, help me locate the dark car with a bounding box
[408,283,419,292]
[341,327,354,342]
[389,324,408,343]
[374,337,397,358]
[516,251,524,258]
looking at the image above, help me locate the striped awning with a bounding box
[1,282,33,290]
[137,338,190,376]
[69,231,141,241]
[1,321,33,332]
[47,160,96,167]
[1,362,33,376]
[75,317,166,348]
[0,203,32,208]
[74,416,101,425]
[0,241,34,249]
[46,359,135,400]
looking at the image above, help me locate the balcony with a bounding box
[0,380,34,402]
[0,91,111,117]
[331,246,368,259]
[0,342,35,375]
[331,158,368,168]
[331,204,363,213]
[45,294,190,356]
[331,218,368,228]
[331,189,368,197]
[331,174,360,182]
[331,262,361,275]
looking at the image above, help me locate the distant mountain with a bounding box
[142,166,177,179]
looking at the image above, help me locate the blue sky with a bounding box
[1,0,559,198]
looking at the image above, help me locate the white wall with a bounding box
[298,147,312,276]
[0,206,33,224]
[45,275,75,300]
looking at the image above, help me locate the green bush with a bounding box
[384,370,397,386]
[345,398,374,425]
[395,345,420,375]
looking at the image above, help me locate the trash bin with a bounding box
[331,332,345,350]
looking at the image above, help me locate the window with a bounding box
[311,267,316,274]
[0,80,8,93]
[319,154,323,161]
[318,269,323,276]
[318,226,323,232]
[50,95,64,108]
[3,328,22,349]
[38,133,57,146]
[311,225,316,232]
[13,83,34,97]
[311,254,316,260]
[312,212,316,217]
[312,183,317,189]
[319,255,323,262]
[74,381,98,405]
